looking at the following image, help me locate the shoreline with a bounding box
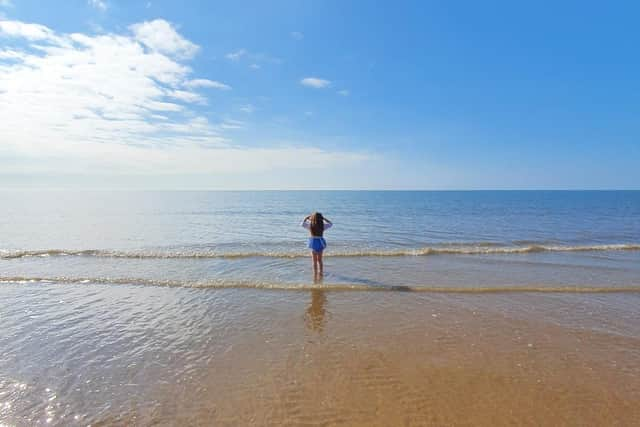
[4,276,640,294]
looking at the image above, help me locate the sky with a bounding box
[0,0,638,189]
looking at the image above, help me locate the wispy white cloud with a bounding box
[225,48,280,69]
[0,20,59,41]
[0,19,368,180]
[0,19,223,169]
[0,21,212,128]
[291,31,303,40]
[0,49,24,59]
[184,78,231,90]
[338,89,350,96]
[218,118,244,130]
[225,48,246,61]
[130,19,198,59]
[168,90,206,104]
[300,77,331,88]
[88,0,108,11]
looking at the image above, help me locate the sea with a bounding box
[2,190,640,289]
[1,190,639,425]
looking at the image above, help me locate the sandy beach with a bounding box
[141,291,640,426]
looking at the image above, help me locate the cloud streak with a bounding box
[300,77,331,88]
[184,78,231,90]
[130,19,198,59]
[225,48,281,69]
[88,0,108,11]
[225,49,246,61]
[0,20,59,40]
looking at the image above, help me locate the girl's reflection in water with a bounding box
[305,276,327,333]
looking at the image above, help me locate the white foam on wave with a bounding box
[1,243,640,260]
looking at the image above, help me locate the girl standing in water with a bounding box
[301,212,332,276]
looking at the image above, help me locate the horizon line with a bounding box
[1,188,639,192]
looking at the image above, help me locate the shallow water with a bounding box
[1,282,639,425]
[1,190,640,425]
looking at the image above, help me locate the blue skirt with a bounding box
[307,236,327,252]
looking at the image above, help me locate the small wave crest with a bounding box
[1,276,639,293]
[2,243,640,260]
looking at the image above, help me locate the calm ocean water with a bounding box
[1,190,639,289]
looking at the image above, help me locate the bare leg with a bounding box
[311,252,318,275]
[317,251,323,275]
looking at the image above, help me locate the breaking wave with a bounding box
[2,243,640,260]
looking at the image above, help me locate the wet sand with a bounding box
[158,292,640,426]
[1,283,639,426]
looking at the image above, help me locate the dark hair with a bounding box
[310,212,324,236]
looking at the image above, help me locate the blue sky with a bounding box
[0,0,638,189]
